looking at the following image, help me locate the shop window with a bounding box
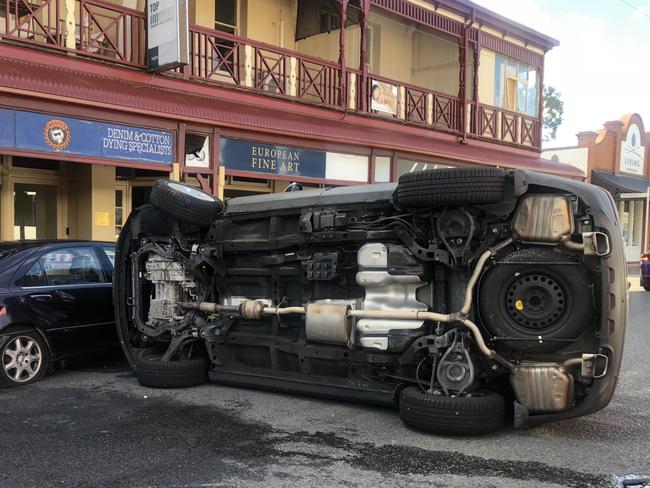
[325,153,369,182]
[494,54,538,116]
[619,200,644,248]
[13,183,57,240]
[185,133,210,168]
[374,156,391,182]
[396,159,452,178]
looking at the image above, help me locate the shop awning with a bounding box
[0,50,584,179]
[592,170,650,197]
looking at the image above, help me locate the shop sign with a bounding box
[147,0,189,71]
[620,123,645,176]
[0,108,173,165]
[220,138,326,178]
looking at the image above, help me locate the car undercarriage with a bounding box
[114,168,627,435]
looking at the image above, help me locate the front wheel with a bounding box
[0,331,49,387]
[150,179,224,227]
[135,352,209,389]
[399,386,505,436]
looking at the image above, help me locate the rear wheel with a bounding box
[399,386,505,435]
[395,167,507,208]
[135,352,209,389]
[0,331,49,387]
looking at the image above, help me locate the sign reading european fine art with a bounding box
[620,123,646,176]
[0,108,173,165]
[147,0,189,71]
[219,138,326,178]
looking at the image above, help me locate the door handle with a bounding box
[29,293,53,300]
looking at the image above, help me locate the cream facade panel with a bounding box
[478,48,496,105]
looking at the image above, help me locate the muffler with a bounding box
[510,363,574,413]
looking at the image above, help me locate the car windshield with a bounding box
[0,248,20,262]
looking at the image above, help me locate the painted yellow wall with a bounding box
[245,0,295,47]
[192,0,216,29]
[75,164,116,241]
[295,26,361,67]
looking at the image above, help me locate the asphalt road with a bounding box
[1,282,648,488]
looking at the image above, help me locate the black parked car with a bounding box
[115,169,626,435]
[0,241,116,387]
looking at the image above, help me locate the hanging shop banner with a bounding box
[220,138,326,179]
[147,0,189,72]
[0,108,174,165]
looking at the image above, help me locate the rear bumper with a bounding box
[514,171,628,427]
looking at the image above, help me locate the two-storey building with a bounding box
[544,113,650,263]
[0,0,581,241]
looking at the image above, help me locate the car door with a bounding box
[17,245,115,357]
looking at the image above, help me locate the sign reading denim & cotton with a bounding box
[0,108,174,165]
[220,138,326,178]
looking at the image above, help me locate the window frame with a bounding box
[215,0,240,35]
[494,54,539,117]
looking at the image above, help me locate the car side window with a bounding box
[20,261,48,287]
[37,247,106,286]
[101,245,116,282]
[102,246,116,267]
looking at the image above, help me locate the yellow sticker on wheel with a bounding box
[515,299,524,311]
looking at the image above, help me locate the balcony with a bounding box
[0,0,542,150]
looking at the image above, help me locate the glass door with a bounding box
[13,183,58,240]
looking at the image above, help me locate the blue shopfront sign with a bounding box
[220,138,326,179]
[0,108,173,165]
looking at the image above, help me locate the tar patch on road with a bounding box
[0,384,609,488]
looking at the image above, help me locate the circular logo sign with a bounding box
[43,119,71,150]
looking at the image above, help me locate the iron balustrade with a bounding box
[472,103,541,149]
[76,0,146,67]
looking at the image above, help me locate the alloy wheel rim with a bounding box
[2,336,42,383]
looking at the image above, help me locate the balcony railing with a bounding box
[188,26,342,109]
[1,2,541,149]
[2,0,146,67]
[472,104,541,148]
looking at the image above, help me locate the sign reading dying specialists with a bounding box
[220,138,326,178]
[0,108,173,165]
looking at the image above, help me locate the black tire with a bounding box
[0,330,49,387]
[150,179,224,227]
[479,248,595,352]
[396,167,506,208]
[135,353,209,388]
[399,387,505,435]
[644,285,650,292]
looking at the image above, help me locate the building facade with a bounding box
[543,114,650,263]
[0,0,581,242]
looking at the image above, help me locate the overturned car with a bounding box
[114,168,626,435]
